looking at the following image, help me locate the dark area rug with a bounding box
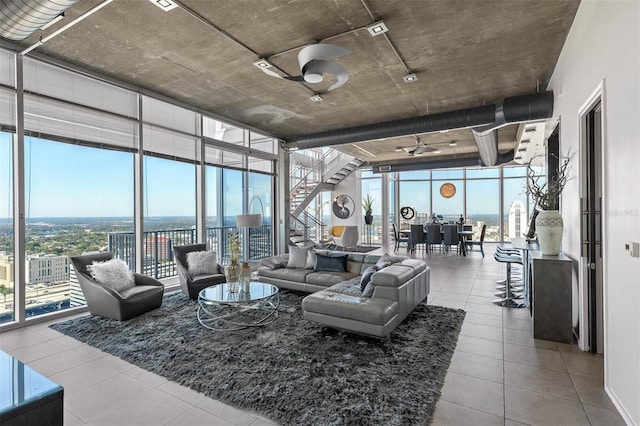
[51,291,465,425]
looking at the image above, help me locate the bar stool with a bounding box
[495,246,524,286]
[493,252,526,308]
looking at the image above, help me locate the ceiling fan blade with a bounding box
[282,75,306,82]
[414,146,439,154]
[302,60,349,91]
[259,67,284,79]
[298,43,350,71]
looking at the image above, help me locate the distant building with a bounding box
[69,263,85,307]
[508,200,528,239]
[145,235,173,262]
[26,254,69,285]
[0,252,14,288]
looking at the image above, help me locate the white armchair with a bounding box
[333,225,359,251]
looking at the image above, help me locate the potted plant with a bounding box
[526,151,573,255]
[362,195,374,225]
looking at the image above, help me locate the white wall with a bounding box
[332,172,362,244]
[548,0,640,423]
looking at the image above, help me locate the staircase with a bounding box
[289,149,364,246]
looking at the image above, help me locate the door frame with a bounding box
[577,80,608,357]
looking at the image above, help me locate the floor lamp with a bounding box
[236,196,264,291]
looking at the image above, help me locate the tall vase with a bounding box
[535,209,564,255]
[225,260,241,293]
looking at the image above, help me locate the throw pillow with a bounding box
[314,253,348,273]
[360,265,378,291]
[260,256,286,270]
[375,253,404,270]
[186,250,218,276]
[87,258,134,292]
[287,245,308,269]
[305,249,330,269]
[362,282,375,298]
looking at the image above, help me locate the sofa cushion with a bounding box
[360,265,377,290]
[306,271,358,287]
[314,253,348,272]
[257,267,314,282]
[302,292,398,325]
[375,253,405,270]
[261,255,287,270]
[397,258,427,274]
[287,245,309,269]
[371,264,416,287]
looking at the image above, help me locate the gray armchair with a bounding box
[70,252,164,321]
[173,243,226,299]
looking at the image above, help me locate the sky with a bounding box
[0,132,270,220]
[0,131,536,220]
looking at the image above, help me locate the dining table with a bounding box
[400,227,475,256]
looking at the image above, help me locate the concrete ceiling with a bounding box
[3,0,580,167]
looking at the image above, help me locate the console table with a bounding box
[0,350,63,426]
[529,252,573,343]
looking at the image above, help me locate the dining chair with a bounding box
[409,224,426,253]
[392,223,409,251]
[442,224,459,254]
[425,224,442,253]
[463,224,473,250]
[468,224,487,257]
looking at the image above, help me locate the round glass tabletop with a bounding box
[199,281,279,305]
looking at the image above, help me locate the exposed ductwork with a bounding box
[371,151,515,174]
[288,92,555,163]
[471,92,554,166]
[0,0,77,41]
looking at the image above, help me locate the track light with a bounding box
[402,73,417,83]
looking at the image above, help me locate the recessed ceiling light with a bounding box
[367,21,389,36]
[431,149,442,154]
[148,0,178,11]
[310,94,323,102]
[253,59,272,69]
[395,147,404,152]
[449,141,457,147]
[402,73,418,83]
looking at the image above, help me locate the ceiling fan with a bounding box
[397,136,442,156]
[256,43,351,92]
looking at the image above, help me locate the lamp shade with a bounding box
[236,213,262,228]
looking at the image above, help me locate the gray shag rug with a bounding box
[51,291,465,425]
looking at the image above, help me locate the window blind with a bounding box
[24,94,138,149]
[0,88,15,127]
[142,96,198,135]
[142,124,199,162]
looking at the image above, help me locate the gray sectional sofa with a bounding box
[257,251,430,337]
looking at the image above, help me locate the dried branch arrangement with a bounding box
[527,150,574,211]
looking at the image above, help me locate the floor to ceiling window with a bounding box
[0,47,279,328]
[247,171,272,259]
[503,166,535,242]
[361,171,382,244]
[466,168,500,242]
[0,132,13,324]
[143,156,196,278]
[391,164,544,242]
[398,171,431,228]
[24,136,134,318]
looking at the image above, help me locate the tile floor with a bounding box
[0,244,625,425]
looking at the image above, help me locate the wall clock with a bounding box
[332,194,355,219]
[400,206,415,220]
[440,183,456,198]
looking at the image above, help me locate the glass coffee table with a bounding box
[197,281,279,331]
